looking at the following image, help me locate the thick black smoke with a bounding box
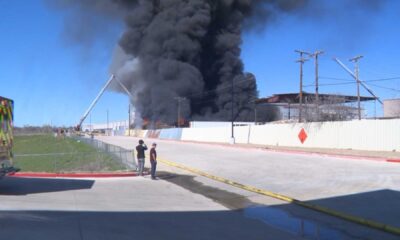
[109,0,308,124]
[51,0,308,124]
[51,0,390,125]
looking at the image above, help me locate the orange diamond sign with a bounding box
[298,128,307,144]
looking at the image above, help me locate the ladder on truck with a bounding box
[0,96,19,178]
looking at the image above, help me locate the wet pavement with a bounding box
[244,206,359,240]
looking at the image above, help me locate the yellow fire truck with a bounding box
[0,96,18,178]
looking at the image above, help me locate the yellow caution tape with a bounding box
[159,158,400,236]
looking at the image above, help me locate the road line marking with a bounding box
[159,158,400,236]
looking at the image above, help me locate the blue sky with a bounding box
[1,0,400,126]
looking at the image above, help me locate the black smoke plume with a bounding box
[50,0,390,125]
[112,0,309,124]
[51,0,309,125]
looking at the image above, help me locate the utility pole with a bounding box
[178,98,181,128]
[106,109,109,136]
[128,104,131,136]
[350,55,363,120]
[333,58,382,104]
[254,105,257,125]
[249,99,258,124]
[295,50,310,122]
[231,78,235,144]
[174,97,186,128]
[310,50,324,119]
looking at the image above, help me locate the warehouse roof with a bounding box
[256,92,377,104]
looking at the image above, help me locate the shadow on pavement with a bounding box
[1,207,398,240]
[307,189,400,228]
[0,209,343,240]
[157,171,255,209]
[0,177,95,195]
[156,171,400,239]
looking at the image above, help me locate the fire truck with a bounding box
[0,96,18,178]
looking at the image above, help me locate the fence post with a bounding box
[119,150,122,166]
[97,152,100,172]
[54,158,57,173]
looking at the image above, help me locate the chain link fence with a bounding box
[76,137,136,170]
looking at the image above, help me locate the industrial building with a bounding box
[383,98,400,118]
[81,120,129,136]
[256,92,377,122]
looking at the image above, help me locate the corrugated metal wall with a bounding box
[182,119,400,152]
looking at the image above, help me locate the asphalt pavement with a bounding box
[97,136,400,238]
[1,175,306,240]
[1,135,399,239]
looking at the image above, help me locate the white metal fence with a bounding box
[180,119,400,152]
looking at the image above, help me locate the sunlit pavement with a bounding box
[100,136,400,239]
[1,176,307,240]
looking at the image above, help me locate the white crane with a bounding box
[333,57,382,104]
[76,75,134,130]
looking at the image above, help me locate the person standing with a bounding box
[150,143,157,180]
[136,139,147,176]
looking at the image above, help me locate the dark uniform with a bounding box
[150,144,157,179]
[136,140,147,176]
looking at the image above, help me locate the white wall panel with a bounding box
[181,127,231,143]
[181,119,400,151]
[249,119,400,151]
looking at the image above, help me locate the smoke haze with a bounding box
[54,0,308,124]
[50,0,388,125]
[107,0,310,124]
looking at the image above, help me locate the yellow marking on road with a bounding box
[159,158,400,236]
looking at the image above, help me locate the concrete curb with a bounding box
[188,141,400,163]
[257,148,400,164]
[10,171,149,178]
[159,157,400,236]
[386,159,400,163]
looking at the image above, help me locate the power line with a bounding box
[182,77,255,99]
[190,98,219,105]
[305,76,400,87]
[190,93,259,105]
[362,66,400,78]
[304,79,400,93]
[304,82,354,87]
[320,76,400,83]
[367,83,400,92]
[166,78,257,106]
[320,76,353,82]
[365,77,400,82]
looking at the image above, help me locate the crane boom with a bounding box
[114,76,135,103]
[77,74,115,130]
[333,58,383,104]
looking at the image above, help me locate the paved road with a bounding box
[97,136,400,233]
[98,136,400,198]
